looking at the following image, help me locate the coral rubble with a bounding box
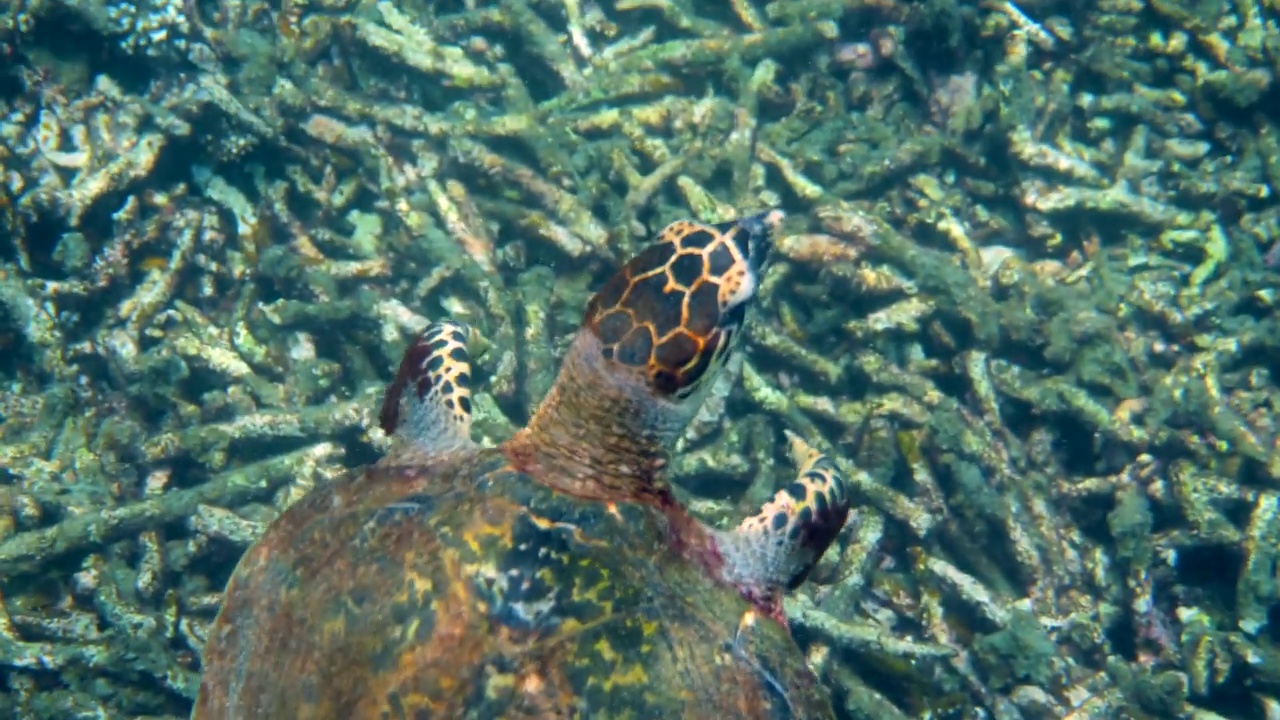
[1,0,1279,717]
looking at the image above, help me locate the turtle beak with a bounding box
[733,209,783,275]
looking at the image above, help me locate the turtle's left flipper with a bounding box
[717,431,850,623]
[379,320,477,454]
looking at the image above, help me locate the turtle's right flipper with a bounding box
[716,432,849,622]
[379,320,477,454]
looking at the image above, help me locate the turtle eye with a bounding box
[583,211,781,399]
[725,210,777,278]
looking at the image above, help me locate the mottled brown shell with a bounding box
[193,450,834,719]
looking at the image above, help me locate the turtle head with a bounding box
[510,211,782,499]
[584,209,779,404]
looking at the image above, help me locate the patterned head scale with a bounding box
[582,210,782,400]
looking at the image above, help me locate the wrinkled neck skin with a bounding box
[503,331,786,627]
[503,330,694,504]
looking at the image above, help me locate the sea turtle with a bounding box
[193,210,850,719]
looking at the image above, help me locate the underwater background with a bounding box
[1,0,1279,717]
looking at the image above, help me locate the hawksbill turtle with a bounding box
[193,210,850,719]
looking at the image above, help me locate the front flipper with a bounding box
[717,431,850,623]
[379,320,477,454]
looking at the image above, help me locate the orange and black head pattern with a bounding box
[583,210,782,399]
